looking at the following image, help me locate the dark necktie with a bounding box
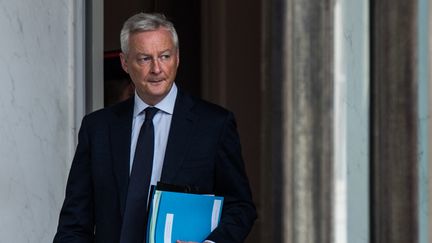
[120,107,159,243]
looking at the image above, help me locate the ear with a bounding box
[120,52,129,73]
[176,50,180,68]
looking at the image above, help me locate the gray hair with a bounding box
[120,13,179,54]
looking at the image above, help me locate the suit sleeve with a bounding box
[53,116,95,243]
[206,112,257,243]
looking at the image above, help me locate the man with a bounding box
[54,13,256,243]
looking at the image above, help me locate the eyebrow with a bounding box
[136,49,174,57]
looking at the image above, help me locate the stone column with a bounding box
[262,0,335,242]
[285,1,334,242]
[371,0,419,242]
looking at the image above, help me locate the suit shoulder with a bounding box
[81,98,133,125]
[190,96,232,118]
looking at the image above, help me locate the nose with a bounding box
[151,59,161,74]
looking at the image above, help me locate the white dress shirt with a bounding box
[129,84,177,186]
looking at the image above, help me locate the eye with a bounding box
[160,54,171,60]
[137,56,151,63]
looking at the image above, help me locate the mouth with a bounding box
[148,78,165,83]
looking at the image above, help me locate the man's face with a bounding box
[120,28,179,105]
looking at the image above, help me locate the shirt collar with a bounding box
[133,83,178,117]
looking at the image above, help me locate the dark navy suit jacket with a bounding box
[53,90,257,243]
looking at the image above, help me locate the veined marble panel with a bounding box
[0,1,80,242]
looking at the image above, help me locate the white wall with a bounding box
[0,1,84,242]
[334,0,369,242]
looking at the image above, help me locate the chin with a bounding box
[147,89,170,100]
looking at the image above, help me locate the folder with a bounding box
[146,183,224,243]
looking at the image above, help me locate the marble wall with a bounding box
[0,1,82,242]
[333,0,369,242]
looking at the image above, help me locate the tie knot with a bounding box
[144,107,159,121]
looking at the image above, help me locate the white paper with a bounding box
[211,200,222,231]
[164,213,174,243]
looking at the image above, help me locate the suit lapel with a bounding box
[161,91,197,183]
[110,98,133,216]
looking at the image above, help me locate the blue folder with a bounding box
[146,188,223,243]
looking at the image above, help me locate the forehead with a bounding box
[128,28,175,52]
